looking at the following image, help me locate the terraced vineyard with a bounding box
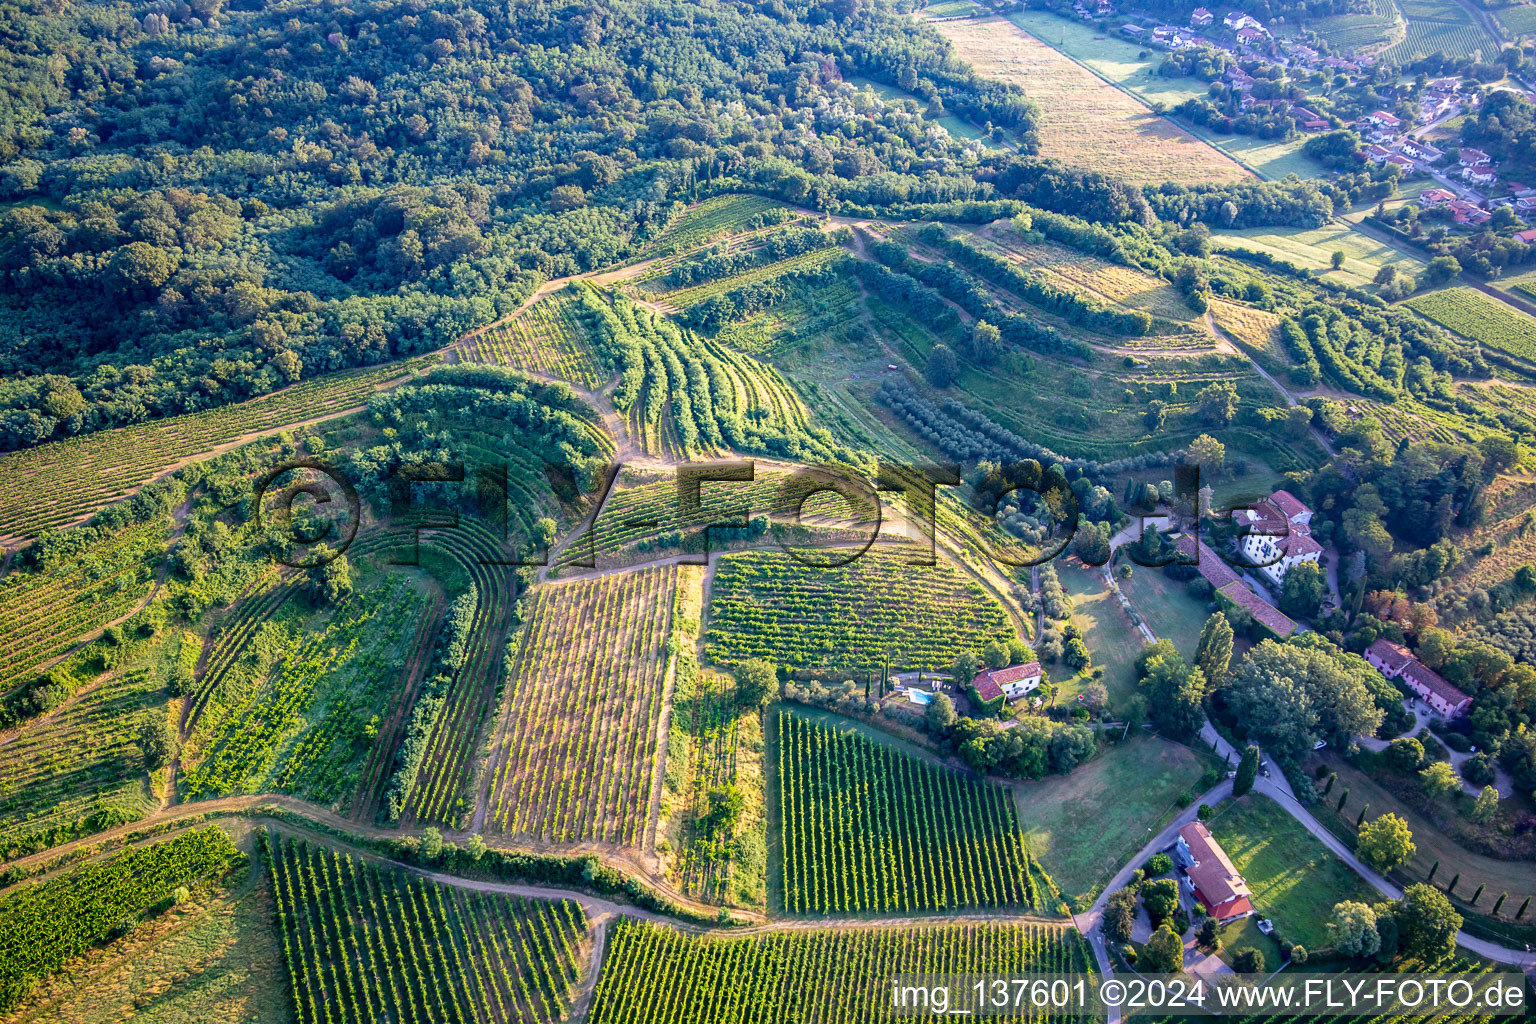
[660,246,844,309]
[182,575,429,803]
[705,548,1015,671]
[644,194,792,256]
[0,358,431,541]
[0,519,168,695]
[485,564,681,847]
[1383,0,1499,60]
[1407,287,1536,363]
[0,826,239,1014]
[183,569,302,744]
[266,833,589,1024]
[0,664,166,861]
[776,711,1046,914]
[589,918,1094,1023]
[461,289,607,389]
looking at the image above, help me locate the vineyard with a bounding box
[555,467,879,570]
[659,247,844,310]
[183,569,303,749]
[1405,288,1536,364]
[0,358,431,541]
[460,289,608,389]
[0,825,239,1013]
[0,519,168,695]
[577,287,843,463]
[775,711,1048,914]
[181,575,429,805]
[588,918,1093,1023]
[266,833,589,1024]
[642,194,793,257]
[0,663,166,861]
[705,549,1015,672]
[1383,0,1500,61]
[485,564,681,847]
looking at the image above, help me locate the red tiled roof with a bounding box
[1402,662,1472,710]
[1177,534,1243,590]
[1179,822,1252,914]
[976,663,1041,688]
[1367,638,1414,673]
[1269,489,1310,520]
[973,676,1004,702]
[1285,524,1323,557]
[1218,581,1297,636]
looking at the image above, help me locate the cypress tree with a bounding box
[1517,896,1530,919]
[1356,803,1370,827]
[1472,883,1485,905]
[1427,860,1439,883]
[1447,873,1460,895]
[1492,892,1507,915]
[1337,789,1349,812]
[1322,772,1336,796]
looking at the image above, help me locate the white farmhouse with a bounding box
[1236,489,1321,586]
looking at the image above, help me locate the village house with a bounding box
[1226,67,1256,91]
[1175,822,1254,923]
[1224,11,1262,31]
[1460,147,1491,166]
[1174,535,1298,638]
[1235,25,1265,45]
[1366,639,1473,718]
[1399,138,1443,162]
[1190,6,1214,25]
[1367,110,1403,130]
[1514,228,1536,244]
[1448,200,1491,225]
[1419,188,1456,206]
[1292,106,1328,130]
[1120,22,1145,37]
[1462,163,1498,187]
[973,662,1043,702]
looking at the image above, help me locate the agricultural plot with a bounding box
[643,195,792,257]
[9,851,290,1024]
[486,564,680,847]
[0,825,240,1014]
[0,358,430,542]
[1214,222,1427,289]
[267,833,589,1024]
[1383,0,1501,60]
[589,918,1094,1024]
[460,289,607,389]
[776,711,1046,914]
[555,465,880,571]
[1301,0,1402,50]
[705,548,1015,672]
[658,247,843,310]
[1497,3,1536,35]
[712,275,863,357]
[1211,299,1289,376]
[0,519,168,695]
[181,575,429,806]
[0,663,164,862]
[936,18,1249,186]
[1406,287,1536,363]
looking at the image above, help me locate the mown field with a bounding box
[1215,222,1428,290]
[934,17,1250,186]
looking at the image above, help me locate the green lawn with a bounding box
[1206,793,1380,951]
[1056,560,1144,706]
[1117,565,1213,661]
[1013,733,1210,899]
[1214,221,1427,289]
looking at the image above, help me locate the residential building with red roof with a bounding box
[1175,822,1254,922]
[1459,147,1490,166]
[1365,638,1472,719]
[1190,6,1214,25]
[1515,228,1536,244]
[974,662,1042,701]
[1217,581,1298,638]
[1237,491,1321,587]
[1365,638,1415,678]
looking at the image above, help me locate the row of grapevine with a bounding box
[0,519,168,693]
[394,518,521,828]
[588,918,1093,1024]
[461,289,608,389]
[0,357,434,540]
[660,246,843,310]
[0,825,240,1013]
[640,195,792,257]
[705,549,1015,672]
[182,576,425,801]
[184,568,300,735]
[776,711,1039,914]
[1407,287,1536,364]
[486,564,678,847]
[265,832,589,1024]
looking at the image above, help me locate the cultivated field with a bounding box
[267,833,589,1024]
[460,289,608,389]
[705,548,1016,672]
[776,710,1046,914]
[934,18,1251,186]
[1383,0,1501,61]
[1215,222,1427,290]
[643,195,792,257]
[485,564,682,847]
[0,359,430,542]
[1406,288,1536,364]
[589,918,1094,1023]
